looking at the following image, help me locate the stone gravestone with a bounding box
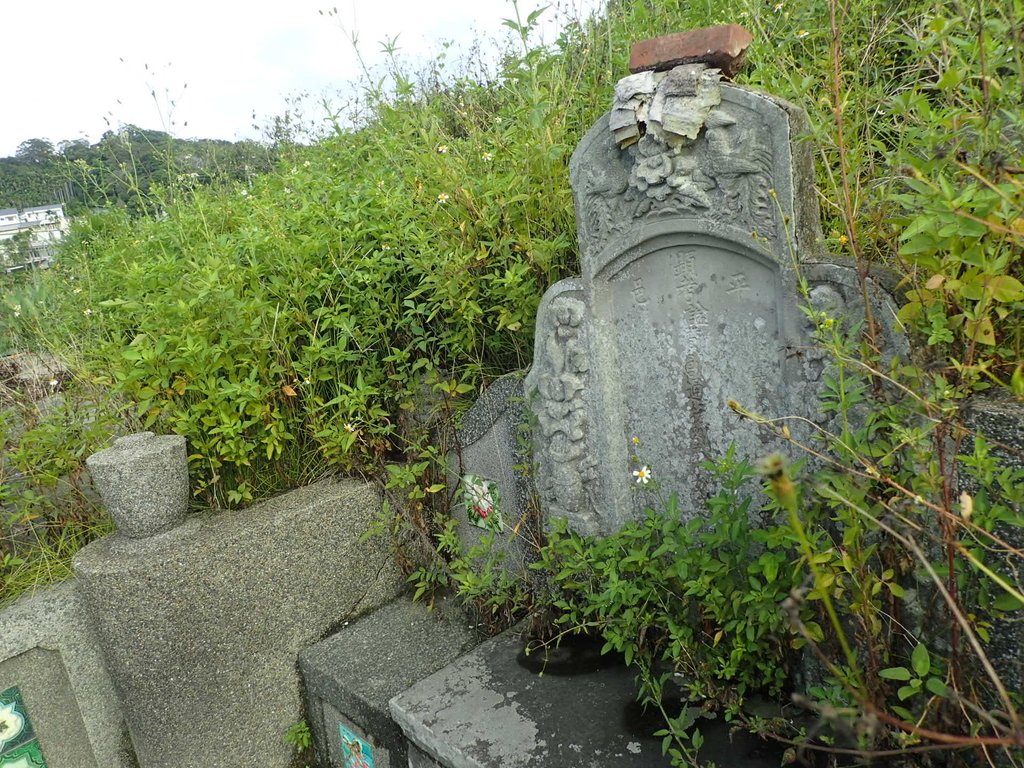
[447,373,540,577]
[525,59,899,536]
[392,27,903,768]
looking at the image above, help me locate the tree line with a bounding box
[0,128,279,215]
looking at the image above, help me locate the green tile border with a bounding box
[0,686,48,767]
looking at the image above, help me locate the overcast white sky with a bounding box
[1,0,598,157]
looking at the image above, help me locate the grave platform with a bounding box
[300,594,485,768]
[390,630,784,768]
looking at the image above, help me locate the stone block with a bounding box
[449,374,540,579]
[629,25,753,78]
[0,582,134,767]
[300,594,484,768]
[73,478,403,768]
[390,630,783,767]
[85,431,188,538]
[962,392,1024,696]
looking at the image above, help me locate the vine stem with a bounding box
[828,0,880,357]
[821,487,1020,729]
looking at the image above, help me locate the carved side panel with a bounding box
[525,283,600,534]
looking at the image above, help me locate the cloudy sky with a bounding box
[1,0,597,157]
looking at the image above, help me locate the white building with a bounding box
[0,203,68,271]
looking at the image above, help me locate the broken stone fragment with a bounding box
[613,70,658,103]
[610,63,723,148]
[648,64,722,143]
[629,24,753,79]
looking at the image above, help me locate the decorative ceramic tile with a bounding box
[338,722,374,768]
[0,687,48,768]
[463,474,503,532]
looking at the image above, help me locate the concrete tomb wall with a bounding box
[0,431,403,768]
[0,582,133,768]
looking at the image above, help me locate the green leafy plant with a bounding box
[283,720,312,749]
[283,720,315,768]
[530,449,807,765]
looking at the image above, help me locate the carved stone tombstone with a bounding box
[525,62,895,536]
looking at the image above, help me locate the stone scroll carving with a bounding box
[529,285,600,532]
[525,66,901,536]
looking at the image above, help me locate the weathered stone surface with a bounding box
[611,65,723,148]
[408,743,446,768]
[962,392,1024,697]
[85,431,188,538]
[0,582,134,767]
[300,595,484,768]
[390,631,782,767]
[73,479,403,768]
[629,25,753,78]
[450,374,540,577]
[526,71,902,536]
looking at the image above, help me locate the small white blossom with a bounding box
[960,491,973,521]
[633,466,652,484]
[437,144,449,154]
[83,308,94,317]
[437,193,450,204]
[481,151,494,162]
[0,700,25,745]
[796,29,809,38]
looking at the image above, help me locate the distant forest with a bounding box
[0,128,279,214]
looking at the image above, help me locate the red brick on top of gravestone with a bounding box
[629,25,754,78]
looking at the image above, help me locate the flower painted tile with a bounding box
[0,687,47,768]
[462,474,503,532]
[338,722,374,768]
